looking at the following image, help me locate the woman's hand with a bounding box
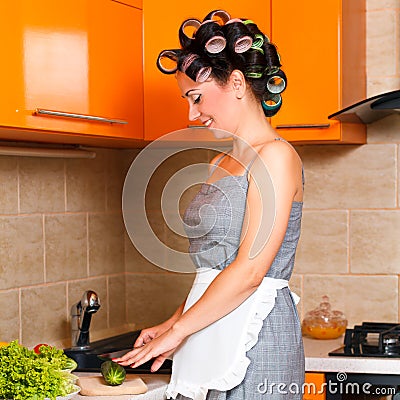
[113,327,185,372]
[133,320,172,347]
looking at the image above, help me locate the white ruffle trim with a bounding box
[165,268,299,400]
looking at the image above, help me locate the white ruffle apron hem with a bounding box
[165,267,300,400]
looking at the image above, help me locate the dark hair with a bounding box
[156,10,287,116]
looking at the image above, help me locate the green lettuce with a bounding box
[0,340,77,400]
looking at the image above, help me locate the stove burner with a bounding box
[383,334,400,355]
[329,322,400,358]
[383,334,400,345]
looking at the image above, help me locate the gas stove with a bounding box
[329,322,400,357]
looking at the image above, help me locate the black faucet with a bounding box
[70,290,100,349]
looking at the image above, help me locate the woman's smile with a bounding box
[203,118,213,127]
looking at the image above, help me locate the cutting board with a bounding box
[77,375,148,396]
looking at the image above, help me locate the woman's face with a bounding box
[176,71,242,135]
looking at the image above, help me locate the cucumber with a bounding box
[101,361,126,386]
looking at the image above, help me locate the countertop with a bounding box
[74,374,169,400]
[73,337,400,399]
[303,336,400,374]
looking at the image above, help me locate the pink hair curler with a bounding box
[156,49,179,74]
[234,36,253,53]
[179,18,201,47]
[205,35,226,53]
[196,67,212,82]
[181,53,199,73]
[203,10,231,25]
[225,18,244,25]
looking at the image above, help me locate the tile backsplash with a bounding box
[294,0,400,324]
[0,0,399,347]
[0,149,139,347]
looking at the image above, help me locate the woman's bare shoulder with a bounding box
[207,151,229,171]
[250,139,303,201]
[255,138,302,171]
[209,152,225,165]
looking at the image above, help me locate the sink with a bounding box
[64,330,172,374]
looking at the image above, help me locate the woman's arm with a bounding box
[133,300,186,347]
[115,141,302,369]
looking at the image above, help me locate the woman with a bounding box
[115,10,305,399]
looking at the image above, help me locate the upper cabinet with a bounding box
[142,1,271,141]
[270,0,366,144]
[0,0,143,147]
[119,0,143,8]
[0,0,366,147]
[144,0,366,144]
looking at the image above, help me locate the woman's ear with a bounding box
[230,70,246,99]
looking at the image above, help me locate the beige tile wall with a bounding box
[366,0,400,94]
[0,148,138,347]
[124,149,212,330]
[293,0,400,326]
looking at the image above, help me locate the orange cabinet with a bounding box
[304,373,326,400]
[0,0,143,147]
[143,1,271,141]
[117,0,142,9]
[270,0,366,144]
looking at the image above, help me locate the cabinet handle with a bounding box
[34,109,128,125]
[187,124,207,129]
[275,123,330,129]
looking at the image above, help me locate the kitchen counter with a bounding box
[73,337,400,399]
[74,373,169,400]
[303,336,400,374]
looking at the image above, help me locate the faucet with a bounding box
[70,290,101,350]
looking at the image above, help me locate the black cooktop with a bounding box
[329,322,400,358]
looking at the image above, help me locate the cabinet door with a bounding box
[270,0,365,143]
[0,2,25,129]
[115,0,142,9]
[304,373,326,400]
[0,0,143,144]
[143,1,271,141]
[0,1,87,131]
[88,0,143,140]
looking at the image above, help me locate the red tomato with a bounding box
[33,343,50,354]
